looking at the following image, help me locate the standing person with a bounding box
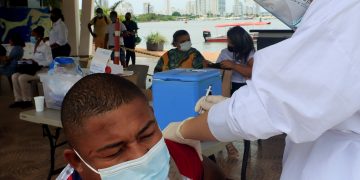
[9,26,52,109]
[104,11,127,65]
[215,26,255,159]
[49,8,71,58]
[154,30,204,73]
[88,8,109,50]
[164,0,360,179]
[123,12,139,66]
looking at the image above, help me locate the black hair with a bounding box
[172,30,190,47]
[227,26,255,64]
[125,12,131,16]
[10,33,25,47]
[0,44,6,56]
[61,73,147,146]
[51,8,65,21]
[32,26,45,38]
[110,11,118,17]
[96,8,103,13]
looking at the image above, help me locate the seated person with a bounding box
[57,73,225,180]
[9,26,53,109]
[0,34,25,78]
[154,30,205,73]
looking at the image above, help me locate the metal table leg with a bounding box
[42,125,67,180]
[241,140,251,180]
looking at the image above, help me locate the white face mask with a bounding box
[179,41,192,51]
[74,138,170,180]
[254,0,312,30]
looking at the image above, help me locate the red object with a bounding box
[205,35,228,43]
[215,21,271,28]
[105,66,111,74]
[114,18,121,65]
[165,139,203,180]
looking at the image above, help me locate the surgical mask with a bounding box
[97,13,103,18]
[74,138,170,180]
[254,0,312,30]
[30,36,37,44]
[180,41,192,51]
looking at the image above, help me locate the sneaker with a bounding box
[21,101,33,109]
[9,101,23,108]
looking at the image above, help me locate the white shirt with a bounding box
[33,40,53,66]
[106,22,127,47]
[216,48,254,83]
[49,19,68,46]
[208,0,360,179]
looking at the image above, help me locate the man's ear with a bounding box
[64,148,84,173]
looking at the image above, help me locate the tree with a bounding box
[172,11,181,16]
[95,0,123,15]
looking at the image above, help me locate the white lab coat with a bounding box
[208,0,360,179]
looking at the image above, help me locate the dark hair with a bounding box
[51,8,65,21]
[110,11,118,17]
[125,12,131,16]
[32,26,45,38]
[96,8,103,13]
[61,73,147,146]
[0,45,6,56]
[172,30,190,46]
[10,34,25,47]
[227,26,255,64]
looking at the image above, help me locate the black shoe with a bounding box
[21,101,33,109]
[9,101,23,108]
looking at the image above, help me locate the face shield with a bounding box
[254,0,312,30]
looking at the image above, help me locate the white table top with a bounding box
[19,109,62,128]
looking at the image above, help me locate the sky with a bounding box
[80,0,235,14]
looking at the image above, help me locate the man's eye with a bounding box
[104,148,124,159]
[140,132,154,141]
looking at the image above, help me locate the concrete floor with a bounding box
[0,73,285,180]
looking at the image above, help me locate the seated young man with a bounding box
[57,73,225,180]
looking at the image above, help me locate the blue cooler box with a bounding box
[152,68,222,130]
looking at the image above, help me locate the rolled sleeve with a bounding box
[208,83,282,142]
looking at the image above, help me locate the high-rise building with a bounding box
[208,0,218,16]
[186,0,196,15]
[233,0,241,16]
[143,2,154,14]
[218,0,226,16]
[165,0,171,15]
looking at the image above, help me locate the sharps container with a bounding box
[152,68,222,130]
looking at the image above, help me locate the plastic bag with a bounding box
[40,57,83,110]
[254,0,311,30]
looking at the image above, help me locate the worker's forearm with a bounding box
[180,112,217,141]
[233,64,252,78]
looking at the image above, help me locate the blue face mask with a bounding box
[30,36,37,44]
[74,138,170,180]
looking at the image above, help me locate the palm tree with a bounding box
[95,0,123,15]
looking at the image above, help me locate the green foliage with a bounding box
[94,0,123,16]
[135,13,176,22]
[172,11,181,16]
[145,32,167,44]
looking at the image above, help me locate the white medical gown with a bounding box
[208,0,360,179]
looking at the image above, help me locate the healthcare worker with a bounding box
[164,0,360,179]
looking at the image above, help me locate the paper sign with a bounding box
[90,48,112,73]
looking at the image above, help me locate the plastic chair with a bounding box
[126,65,149,89]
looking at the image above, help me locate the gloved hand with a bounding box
[162,119,203,161]
[194,95,228,113]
